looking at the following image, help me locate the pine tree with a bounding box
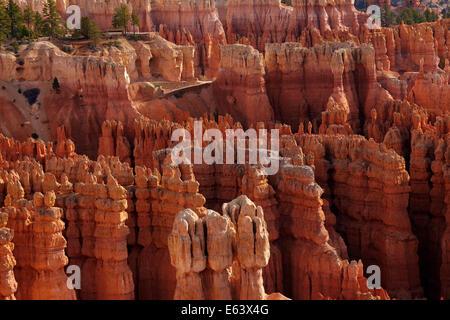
[23,4,33,29]
[33,11,44,36]
[214,108,219,122]
[88,21,101,46]
[113,4,130,34]
[52,77,61,93]
[423,9,438,23]
[43,0,64,38]
[80,16,91,38]
[381,4,397,27]
[131,12,140,34]
[81,16,101,46]
[5,0,23,39]
[0,2,8,41]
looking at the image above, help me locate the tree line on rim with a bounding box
[0,0,141,45]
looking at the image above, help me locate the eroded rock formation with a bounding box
[275,162,388,300]
[0,210,17,300]
[2,0,450,302]
[152,0,226,77]
[27,191,76,300]
[213,44,274,127]
[169,196,275,300]
[439,135,450,299]
[265,41,388,132]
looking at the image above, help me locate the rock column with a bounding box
[94,175,134,299]
[28,192,76,300]
[0,210,17,300]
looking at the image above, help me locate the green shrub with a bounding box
[11,41,19,52]
[52,77,61,93]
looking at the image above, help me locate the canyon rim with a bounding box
[0,0,449,304]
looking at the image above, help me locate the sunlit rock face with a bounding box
[1,0,450,301]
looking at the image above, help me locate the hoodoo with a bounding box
[0,0,449,302]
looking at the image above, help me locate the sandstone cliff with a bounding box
[213,44,274,127]
[151,0,226,77]
[265,42,385,132]
[275,161,387,299]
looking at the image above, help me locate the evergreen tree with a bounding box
[439,57,446,70]
[113,4,130,34]
[395,7,439,25]
[0,2,8,41]
[214,108,219,122]
[131,12,139,34]
[381,4,397,27]
[52,77,60,93]
[42,0,64,38]
[33,11,44,36]
[396,8,419,25]
[23,4,33,29]
[81,16,101,46]
[423,9,438,23]
[5,0,23,39]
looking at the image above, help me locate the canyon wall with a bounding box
[0,41,138,158]
[265,41,387,132]
[297,134,422,298]
[213,44,274,127]
[151,0,226,77]
[2,173,76,299]
[0,35,196,158]
[224,0,364,50]
[2,0,450,301]
[363,20,449,115]
[275,160,388,299]
[441,135,450,299]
